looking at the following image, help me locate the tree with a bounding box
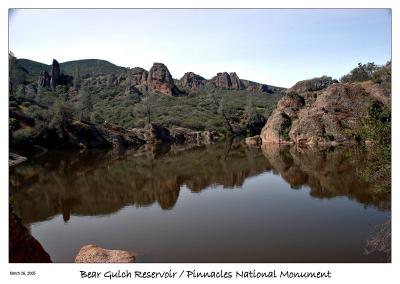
[9,52,27,96]
[145,93,155,124]
[90,112,104,124]
[49,100,73,138]
[210,91,236,134]
[78,88,93,121]
[340,62,378,83]
[244,95,256,126]
[73,64,81,91]
[107,73,115,87]
[358,101,391,192]
[217,97,235,134]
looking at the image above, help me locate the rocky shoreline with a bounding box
[9,121,221,164]
[250,75,390,147]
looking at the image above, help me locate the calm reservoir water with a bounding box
[10,141,391,262]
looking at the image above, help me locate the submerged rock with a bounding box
[74,244,135,263]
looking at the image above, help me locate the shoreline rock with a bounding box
[260,77,389,146]
[9,152,28,167]
[245,135,261,146]
[9,206,51,263]
[74,244,135,263]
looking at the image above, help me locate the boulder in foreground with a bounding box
[74,244,136,263]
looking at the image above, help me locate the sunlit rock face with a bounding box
[260,77,389,146]
[178,72,207,91]
[210,72,244,90]
[74,244,135,263]
[130,67,148,86]
[147,63,180,95]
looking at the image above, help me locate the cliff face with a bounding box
[130,67,148,85]
[209,72,245,90]
[260,76,389,146]
[147,63,177,95]
[33,58,275,96]
[178,72,207,91]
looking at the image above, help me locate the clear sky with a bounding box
[9,9,391,87]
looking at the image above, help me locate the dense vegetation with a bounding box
[344,62,392,192]
[340,61,391,94]
[9,53,283,150]
[359,101,391,192]
[78,82,280,134]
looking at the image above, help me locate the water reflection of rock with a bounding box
[10,141,273,224]
[261,144,390,210]
[10,141,390,225]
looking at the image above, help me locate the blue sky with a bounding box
[9,9,391,87]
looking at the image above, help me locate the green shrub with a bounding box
[11,127,35,146]
[358,101,391,192]
[340,62,379,83]
[26,105,46,120]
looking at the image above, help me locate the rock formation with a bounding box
[260,76,389,146]
[179,70,271,93]
[114,74,126,86]
[170,127,219,144]
[9,152,27,167]
[289,75,337,93]
[244,81,270,92]
[131,123,174,144]
[102,123,146,150]
[124,85,142,97]
[229,72,244,89]
[147,63,179,95]
[50,59,60,90]
[245,135,261,146]
[9,206,51,262]
[38,70,50,88]
[211,72,232,89]
[178,72,207,90]
[24,84,37,96]
[210,72,246,90]
[130,67,148,86]
[74,244,135,263]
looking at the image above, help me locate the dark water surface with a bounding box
[10,141,391,262]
